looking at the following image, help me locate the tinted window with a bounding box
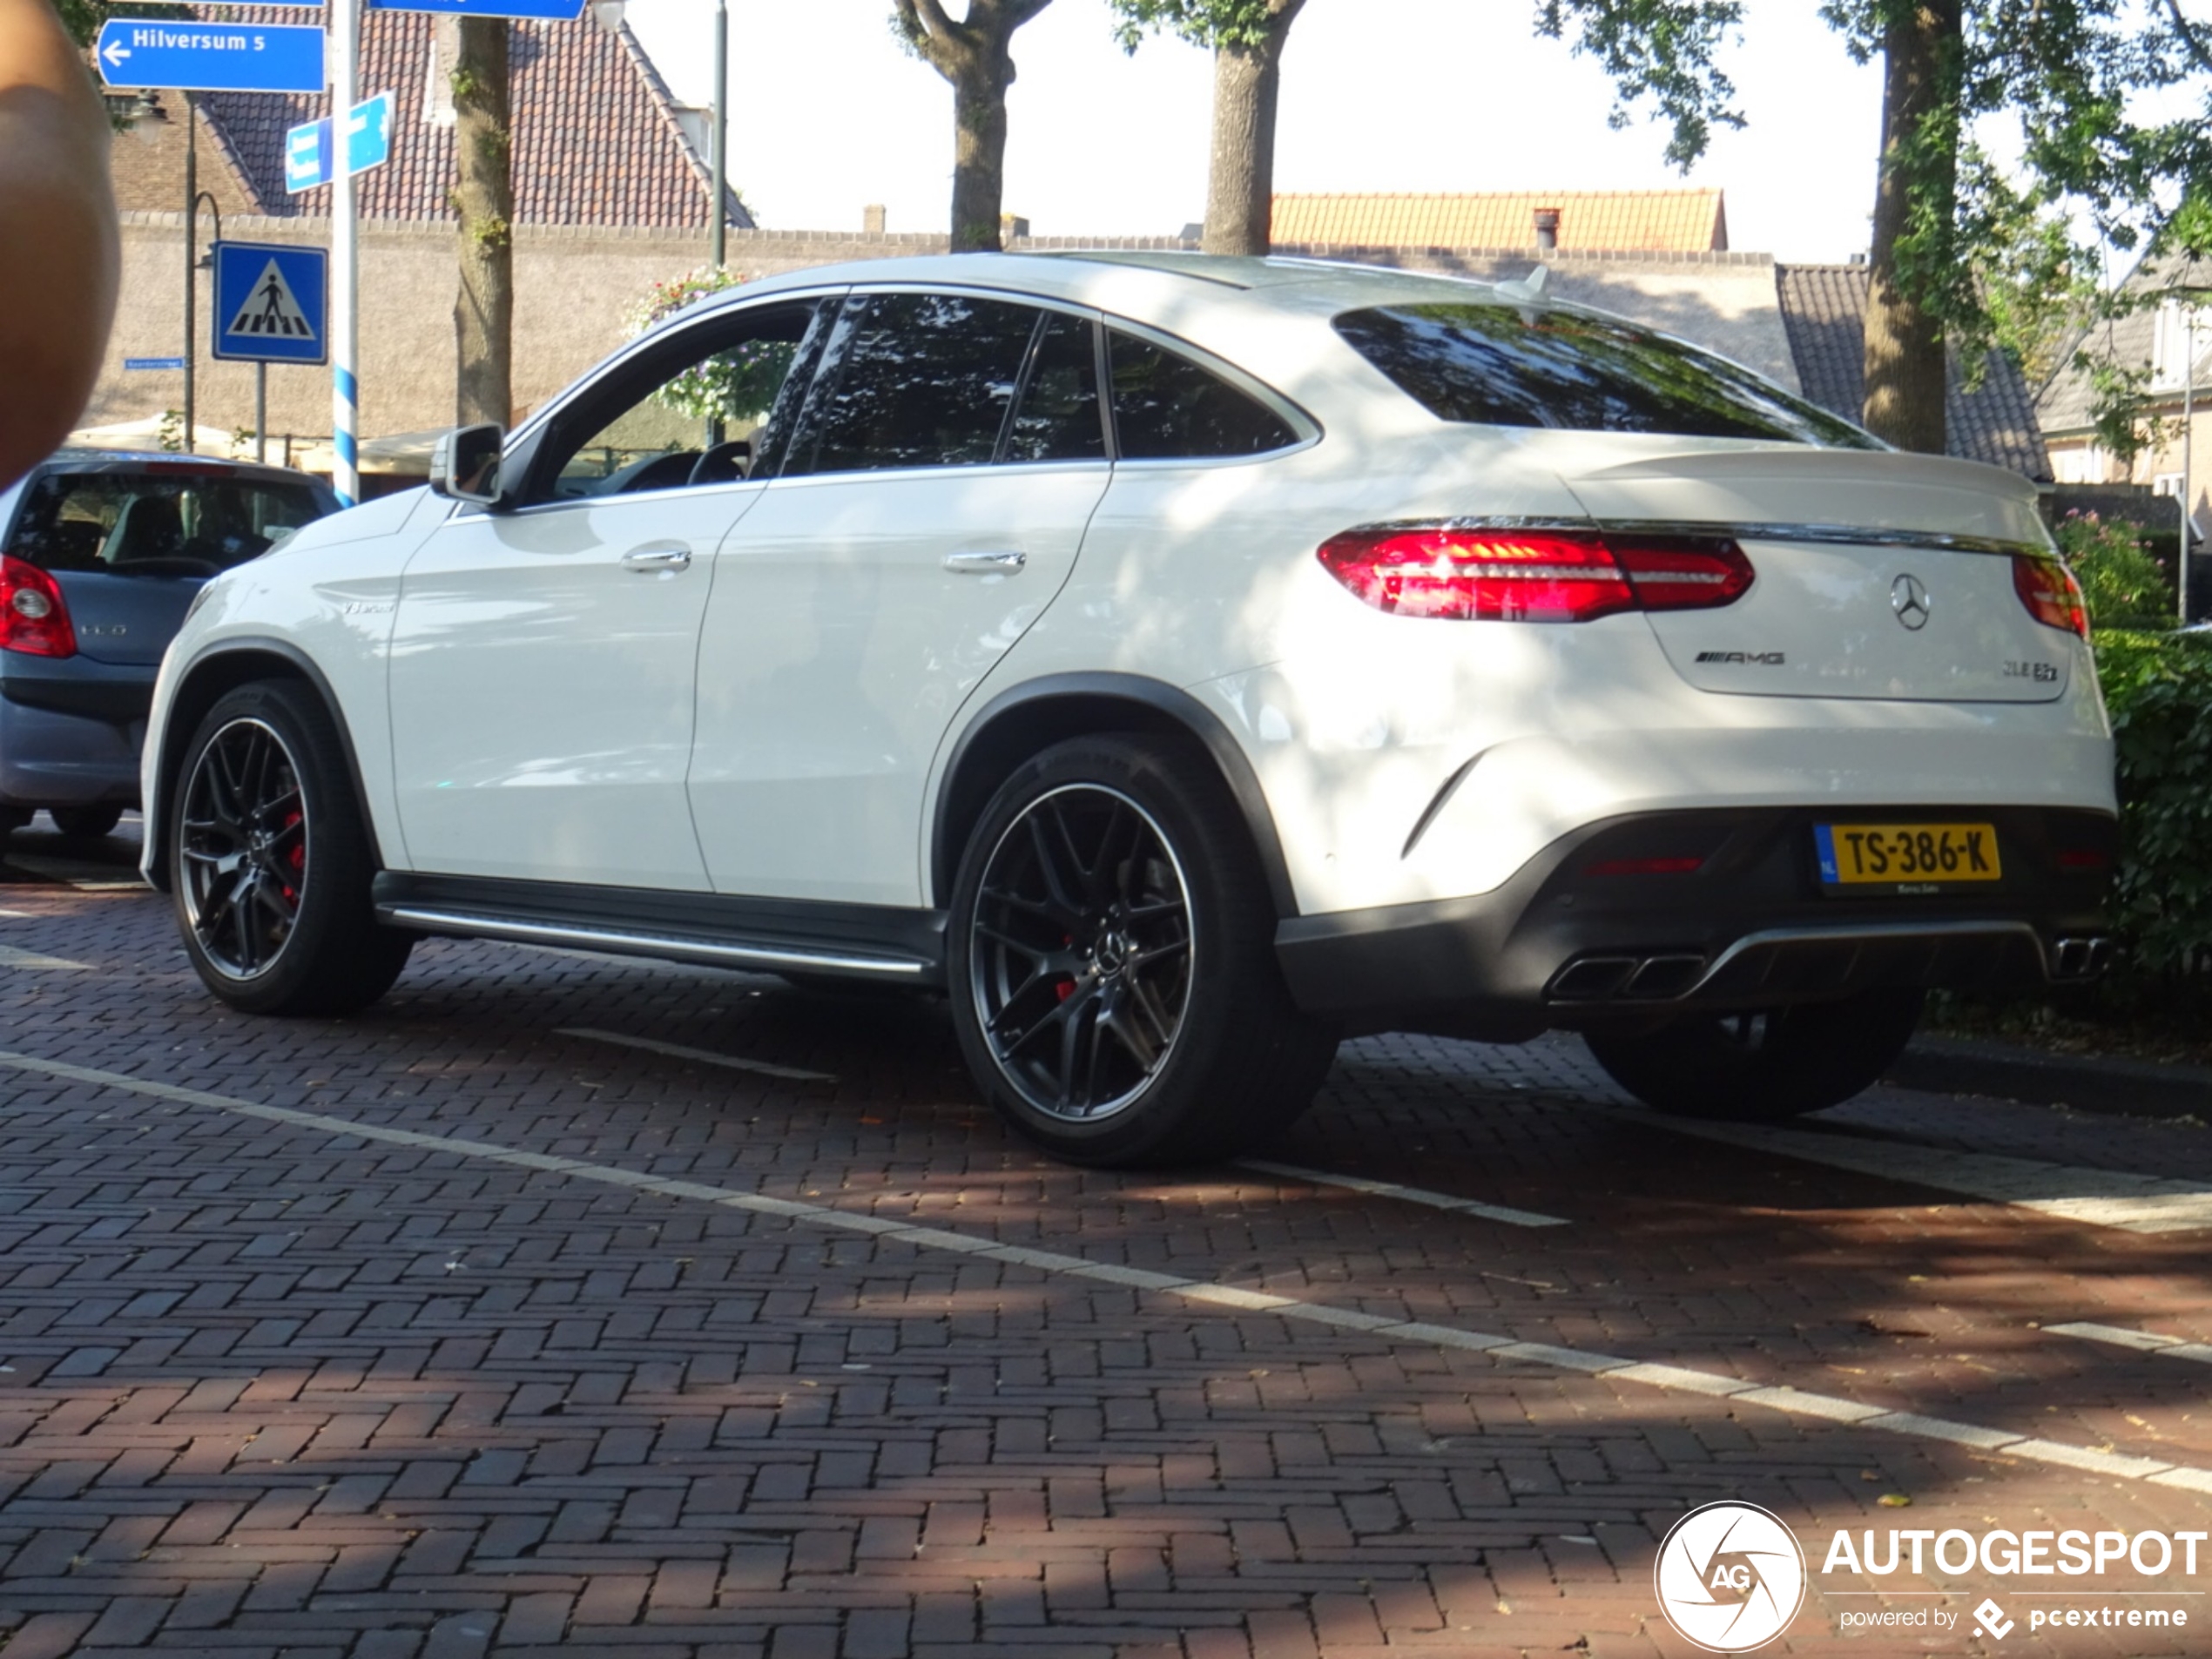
[793,293,1039,475]
[1004,311,1105,463]
[546,300,825,500]
[1334,302,1880,448]
[8,469,332,577]
[1109,330,1298,460]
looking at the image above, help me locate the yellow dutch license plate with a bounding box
[1814,822,2002,887]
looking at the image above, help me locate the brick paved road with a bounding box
[2,821,2209,1657]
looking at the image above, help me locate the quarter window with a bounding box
[792,292,1040,475]
[1108,329,1298,460]
[1333,302,1880,448]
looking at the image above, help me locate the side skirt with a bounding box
[370,873,947,986]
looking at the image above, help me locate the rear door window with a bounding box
[1108,329,1299,460]
[5,469,334,577]
[788,292,1041,475]
[1334,302,1879,448]
[1003,311,1106,464]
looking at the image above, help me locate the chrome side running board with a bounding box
[378,905,931,979]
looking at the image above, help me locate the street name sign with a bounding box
[365,0,586,19]
[212,243,329,366]
[285,92,395,192]
[123,357,186,372]
[95,20,327,94]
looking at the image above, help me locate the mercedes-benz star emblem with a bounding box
[1891,573,1932,631]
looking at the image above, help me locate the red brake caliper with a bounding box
[281,808,304,903]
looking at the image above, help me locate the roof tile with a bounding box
[1270,191,1727,253]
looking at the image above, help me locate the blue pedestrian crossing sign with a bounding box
[212,243,328,366]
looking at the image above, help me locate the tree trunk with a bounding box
[1201,0,1304,258]
[950,54,1013,252]
[451,15,514,427]
[1863,0,1961,455]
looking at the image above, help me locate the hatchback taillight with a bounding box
[1315,526,1752,623]
[0,555,75,658]
[2012,553,2088,638]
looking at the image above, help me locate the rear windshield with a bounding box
[1334,302,1880,448]
[4,469,334,577]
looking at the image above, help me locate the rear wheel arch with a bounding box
[151,643,382,892]
[930,675,1298,919]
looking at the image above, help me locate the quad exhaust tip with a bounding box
[2051,935,2112,981]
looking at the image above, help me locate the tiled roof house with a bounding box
[2036,253,2212,485]
[112,3,746,230]
[1271,190,1728,253]
[1775,265,2053,482]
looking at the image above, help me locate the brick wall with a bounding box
[84,221,1797,461]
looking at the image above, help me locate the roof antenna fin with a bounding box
[1494,264,1550,309]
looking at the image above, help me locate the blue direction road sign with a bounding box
[123,357,186,372]
[96,19,326,94]
[212,243,328,367]
[367,0,584,17]
[285,93,395,192]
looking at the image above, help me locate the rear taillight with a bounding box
[2013,553,2088,638]
[0,555,75,658]
[1315,526,1752,623]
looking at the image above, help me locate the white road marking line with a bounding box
[0,945,92,971]
[1582,1104,2212,1235]
[1234,1157,1570,1229]
[560,1026,837,1084]
[2,1045,2205,1495]
[2050,1321,2212,1365]
[0,908,39,918]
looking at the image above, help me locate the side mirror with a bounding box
[431,423,508,507]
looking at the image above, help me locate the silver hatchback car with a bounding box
[0,450,336,840]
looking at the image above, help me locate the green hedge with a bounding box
[2092,629,2212,1001]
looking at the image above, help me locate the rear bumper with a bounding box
[1274,806,2115,1028]
[0,670,151,810]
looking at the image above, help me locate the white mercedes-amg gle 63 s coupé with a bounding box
[140,253,2117,1166]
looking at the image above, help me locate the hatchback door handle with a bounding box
[622,542,692,572]
[944,550,1027,575]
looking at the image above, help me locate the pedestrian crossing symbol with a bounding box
[211,240,327,365]
[228,260,314,340]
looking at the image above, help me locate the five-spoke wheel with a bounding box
[948,735,1337,1167]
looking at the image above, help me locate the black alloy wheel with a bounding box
[948,734,1338,1168]
[968,782,1196,1123]
[178,714,308,980]
[171,680,412,1015]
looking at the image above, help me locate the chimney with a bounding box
[1533,209,1560,252]
[863,204,887,236]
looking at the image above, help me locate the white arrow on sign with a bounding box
[100,39,128,66]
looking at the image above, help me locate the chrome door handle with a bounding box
[622,543,692,572]
[944,550,1027,575]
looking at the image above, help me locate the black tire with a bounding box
[170,679,412,1016]
[1584,987,1925,1123]
[50,804,125,841]
[947,733,1338,1168]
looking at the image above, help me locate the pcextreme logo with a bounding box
[1653,1501,1807,1652]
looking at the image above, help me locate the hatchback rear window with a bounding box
[4,469,333,577]
[1334,302,1880,448]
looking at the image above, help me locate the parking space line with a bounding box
[2050,1321,2212,1365]
[560,1027,838,1083]
[3,1042,2207,1496]
[1580,1103,2212,1235]
[0,945,93,971]
[1234,1157,1570,1228]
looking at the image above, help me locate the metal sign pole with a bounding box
[183,92,197,449]
[711,0,726,270]
[256,363,267,463]
[331,0,361,505]
[2182,307,2196,626]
